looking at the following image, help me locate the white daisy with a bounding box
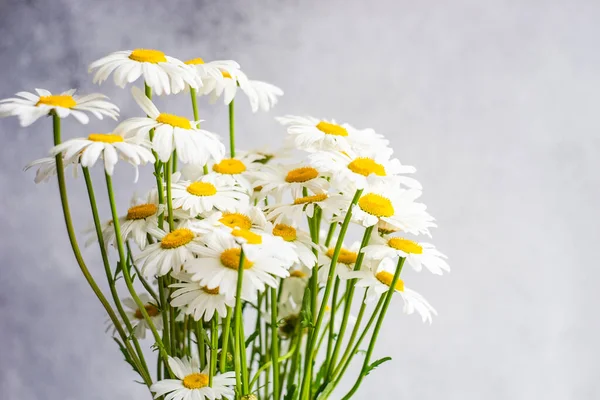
[115,87,225,164]
[266,191,349,225]
[50,132,154,178]
[209,152,264,193]
[317,241,367,283]
[151,356,235,400]
[189,203,270,234]
[88,49,198,95]
[0,89,119,126]
[184,57,240,89]
[24,154,79,184]
[279,267,311,310]
[252,162,330,201]
[122,293,163,339]
[170,273,234,322]
[270,216,318,269]
[276,115,388,153]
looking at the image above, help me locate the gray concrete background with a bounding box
[1,0,599,399]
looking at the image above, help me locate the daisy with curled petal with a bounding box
[122,293,163,339]
[276,115,388,153]
[210,152,264,194]
[317,241,369,283]
[150,356,235,400]
[352,187,436,236]
[88,49,198,95]
[24,154,80,184]
[115,87,225,164]
[266,191,350,225]
[171,173,248,217]
[271,216,318,269]
[185,57,240,89]
[50,132,155,178]
[362,234,450,275]
[170,273,235,322]
[0,89,119,126]
[135,226,206,278]
[349,258,437,323]
[252,162,330,202]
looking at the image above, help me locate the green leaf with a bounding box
[112,337,139,374]
[364,356,392,376]
[245,330,259,348]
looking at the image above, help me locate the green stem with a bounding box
[164,157,174,231]
[209,312,219,386]
[196,321,207,369]
[232,249,246,395]
[158,277,171,362]
[324,221,337,247]
[249,339,297,390]
[270,287,281,400]
[126,241,159,304]
[333,292,368,376]
[228,100,235,157]
[220,307,233,373]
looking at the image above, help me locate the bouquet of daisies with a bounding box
[0,48,449,400]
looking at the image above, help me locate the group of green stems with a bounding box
[50,83,405,399]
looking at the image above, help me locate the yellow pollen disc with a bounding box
[254,185,263,192]
[316,121,348,137]
[293,193,328,205]
[290,270,307,278]
[87,133,124,143]
[213,158,246,175]
[160,228,195,249]
[375,271,404,291]
[388,238,423,254]
[231,229,262,244]
[185,57,205,65]
[347,157,386,177]
[129,48,167,63]
[326,248,358,265]
[182,373,209,389]
[219,212,252,230]
[222,71,232,79]
[126,203,158,220]
[36,95,76,108]
[186,182,217,197]
[134,304,160,319]
[358,193,395,217]
[202,286,220,295]
[285,167,319,183]
[156,113,192,129]
[220,248,254,270]
[272,224,297,242]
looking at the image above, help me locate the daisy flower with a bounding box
[24,154,80,184]
[352,187,436,236]
[115,87,225,164]
[317,241,368,283]
[280,266,311,309]
[50,132,154,178]
[122,293,163,339]
[349,258,437,323]
[184,57,240,89]
[88,49,198,95]
[266,191,349,225]
[151,356,235,400]
[0,89,119,126]
[170,273,234,322]
[210,152,264,193]
[276,115,388,153]
[135,226,206,278]
[190,203,270,234]
[270,216,318,269]
[170,173,248,217]
[252,162,330,201]
[362,234,450,275]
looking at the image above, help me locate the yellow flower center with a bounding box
[293,193,328,205]
[290,270,307,278]
[202,286,220,295]
[160,228,195,249]
[220,248,254,270]
[186,182,217,197]
[285,167,319,183]
[375,271,404,291]
[182,373,209,389]
[272,224,297,242]
[126,203,158,220]
[129,49,167,63]
[156,113,192,129]
[387,238,423,254]
[87,133,124,143]
[347,157,386,177]
[326,248,358,265]
[219,212,252,230]
[316,121,348,137]
[358,193,394,217]
[213,158,246,175]
[185,57,205,65]
[222,71,233,79]
[134,304,160,319]
[36,95,76,108]
[231,229,262,244]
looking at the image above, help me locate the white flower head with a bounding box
[170,273,235,322]
[266,191,350,226]
[184,57,240,90]
[24,155,79,184]
[270,216,318,269]
[0,89,119,126]
[209,152,264,194]
[252,162,330,202]
[122,293,163,339]
[317,241,367,283]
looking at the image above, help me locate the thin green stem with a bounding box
[249,339,297,391]
[158,277,171,361]
[270,287,281,400]
[196,321,207,369]
[209,312,219,386]
[232,249,246,395]
[126,241,159,304]
[220,307,233,373]
[228,100,235,157]
[164,157,174,231]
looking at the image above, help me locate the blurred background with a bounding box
[1,0,599,399]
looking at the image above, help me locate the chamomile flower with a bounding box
[115,87,225,164]
[276,115,388,153]
[122,293,163,339]
[280,267,311,309]
[151,356,235,400]
[317,241,366,282]
[171,173,248,217]
[24,154,80,184]
[362,234,450,275]
[135,227,205,278]
[271,216,318,269]
[50,133,154,178]
[210,152,264,193]
[184,58,240,89]
[309,147,421,190]
[190,203,270,234]
[266,192,349,225]
[0,89,119,126]
[252,163,330,201]
[170,273,234,322]
[89,49,198,95]
[185,230,289,301]
[352,187,436,236]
